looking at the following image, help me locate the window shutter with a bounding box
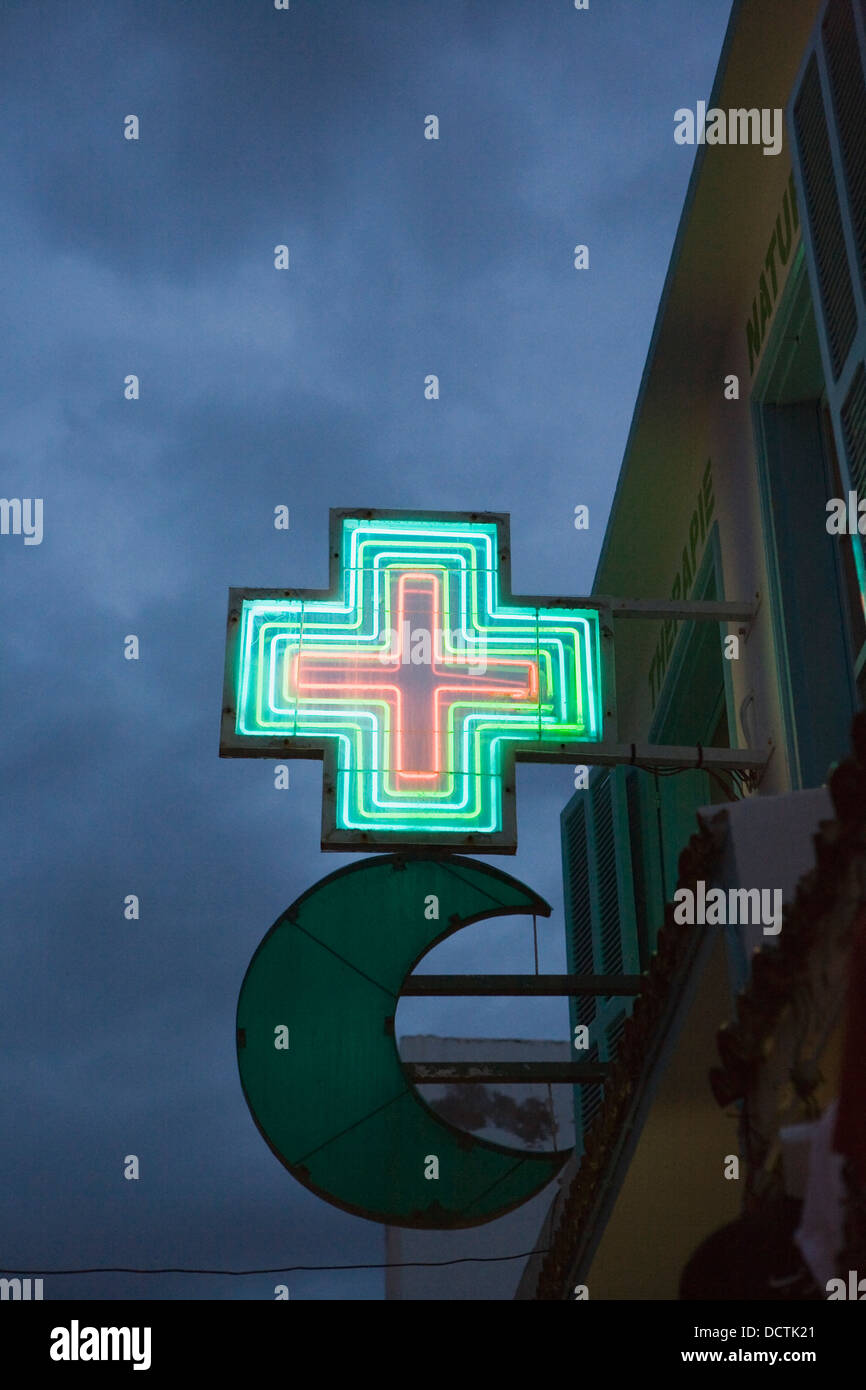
[793,54,857,379]
[562,797,595,1029]
[790,0,866,553]
[823,0,866,291]
[625,765,664,969]
[560,769,641,1151]
[604,1011,628,1070]
[593,775,622,974]
[579,1042,604,1140]
[841,361,866,495]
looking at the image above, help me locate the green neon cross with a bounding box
[221,511,604,850]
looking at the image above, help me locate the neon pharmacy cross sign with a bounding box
[220,511,604,851]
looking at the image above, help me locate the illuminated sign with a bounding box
[236,854,566,1227]
[221,510,604,850]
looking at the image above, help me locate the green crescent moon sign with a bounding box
[236,855,568,1227]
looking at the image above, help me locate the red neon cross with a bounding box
[290,571,538,789]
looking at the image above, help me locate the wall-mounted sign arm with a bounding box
[406,1061,612,1085]
[598,596,758,623]
[514,742,766,773]
[401,973,644,997]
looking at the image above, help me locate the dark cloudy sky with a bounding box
[1,0,731,1300]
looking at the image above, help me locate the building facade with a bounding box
[544,0,866,1297]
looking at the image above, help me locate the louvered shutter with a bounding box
[625,766,659,969]
[823,0,866,292]
[580,1043,605,1140]
[560,769,642,1151]
[794,53,857,379]
[593,776,623,975]
[562,796,595,1029]
[790,0,866,580]
[842,361,866,496]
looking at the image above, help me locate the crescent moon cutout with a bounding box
[237,854,569,1228]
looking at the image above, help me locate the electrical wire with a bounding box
[632,759,745,802]
[0,1249,552,1277]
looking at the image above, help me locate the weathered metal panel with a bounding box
[237,854,567,1227]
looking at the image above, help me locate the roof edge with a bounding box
[592,0,744,593]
